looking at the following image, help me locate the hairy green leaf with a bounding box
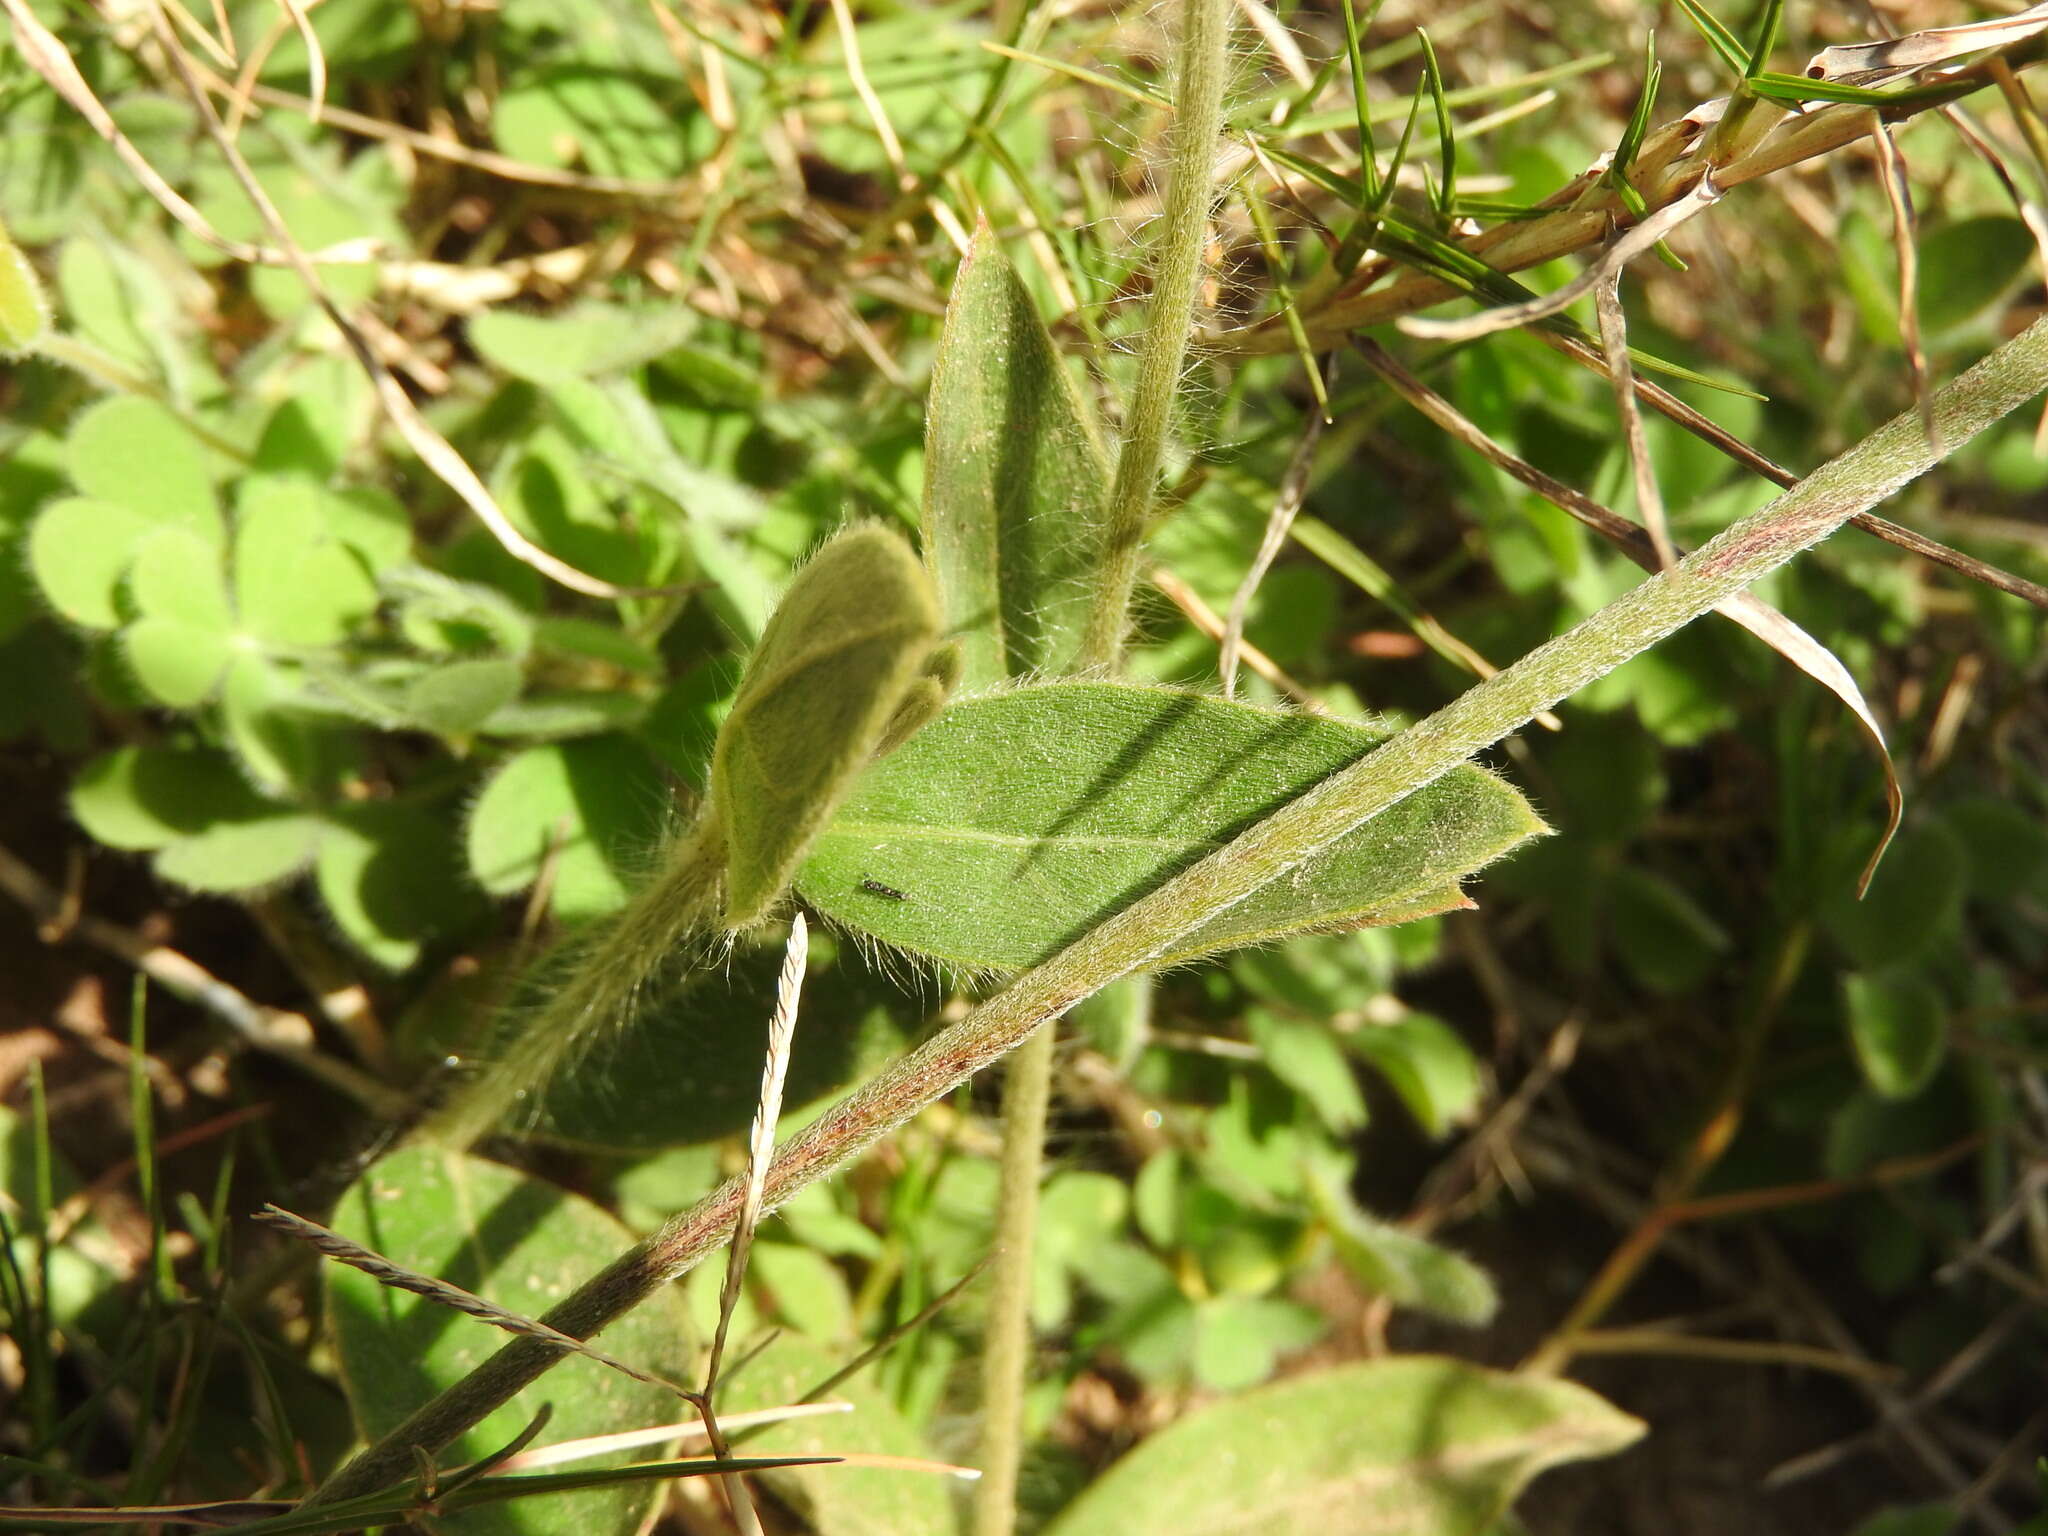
[796,683,1545,971]
[404,658,525,735]
[0,216,48,355]
[29,497,155,629]
[1042,1357,1643,1536]
[526,934,913,1150]
[712,523,941,926]
[722,1334,957,1536]
[64,396,220,544]
[318,803,485,971]
[1347,1014,1480,1138]
[1307,1162,1497,1325]
[924,229,1108,688]
[328,1143,693,1536]
[69,745,266,850]
[122,616,235,708]
[153,812,323,893]
[234,478,383,646]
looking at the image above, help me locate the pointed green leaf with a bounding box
[64,396,221,543]
[1844,971,1947,1099]
[1042,1358,1643,1536]
[711,523,941,927]
[1306,1162,1497,1325]
[403,658,526,735]
[924,229,1109,688]
[796,683,1545,971]
[28,497,155,629]
[327,1143,693,1536]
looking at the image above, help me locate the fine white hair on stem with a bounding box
[702,910,810,1536]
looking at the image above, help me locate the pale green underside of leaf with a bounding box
[796,683,1546,971]
[1042,1356,1644,1536]
[712,523,941,927]
[326,1143,692,1536]
[923,227,1109,690]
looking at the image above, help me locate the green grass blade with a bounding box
[1671,0,1748,75]
[1417,27,1456,217]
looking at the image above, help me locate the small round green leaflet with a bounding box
[1842,971,1948,1099]
[68,744,267,849]
[1040,1357,1644,1536]
[795,683,1547,971]
[326,1143,693,1536]
[712,523,942,927]
[29,497,156,629]
[466,736,670,922]
[63,396,221,543]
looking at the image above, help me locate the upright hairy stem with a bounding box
[971,1018,1057,1536]
[1081,0,1232,669]
[981,9,1230,1521]
[308,314,2048,1512]
[424,817,725,1150]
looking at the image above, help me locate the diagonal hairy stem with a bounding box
[308,313,2048,1508]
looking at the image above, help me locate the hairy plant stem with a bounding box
[971,5,1235,1524]
[1080,0,1232,669]
[423,816,726,1151]
[971,1017,1058,1536]
[309,315,2048,1508]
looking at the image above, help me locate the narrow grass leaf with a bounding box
[1744,0,1785,78]
[1671,0,1748,77]
[1041,1357,1643,1536]
[795,682,1545,972]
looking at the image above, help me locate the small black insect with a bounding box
[858,876,908,901]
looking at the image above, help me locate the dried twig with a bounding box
[0,841,403,1114]
[1220,359,1334,698]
